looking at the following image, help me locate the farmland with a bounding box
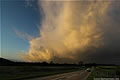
[0,66,83,80]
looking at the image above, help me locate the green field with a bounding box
[0,66,83,80]
[88,66,120,80]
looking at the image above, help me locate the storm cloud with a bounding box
[19,0,120,64]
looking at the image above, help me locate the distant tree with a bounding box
[41,61,48,65]
[78,61,83,66]
[50,61,54,64]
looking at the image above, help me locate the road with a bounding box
[25,70,91,80]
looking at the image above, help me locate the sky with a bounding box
[1,0,40,61]
[1,0,120,64]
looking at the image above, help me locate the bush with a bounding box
[115,70,120,76]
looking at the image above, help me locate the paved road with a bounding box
[25,70,91,80]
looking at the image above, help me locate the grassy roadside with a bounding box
[87,66,120,80]
[0,66,83,80]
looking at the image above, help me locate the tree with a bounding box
[78,61,83,66]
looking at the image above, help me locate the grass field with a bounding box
[88,66,120,80]
[0,66,83,80]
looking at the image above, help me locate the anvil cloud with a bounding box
[20,0,113,63]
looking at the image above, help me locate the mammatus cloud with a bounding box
[20,0,112,63]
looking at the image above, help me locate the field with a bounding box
[88,66,120,80]
[1,65,119,80]
[0,66,83,80]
